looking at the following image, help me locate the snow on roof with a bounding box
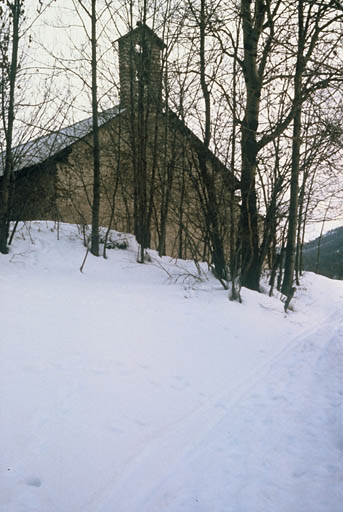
[0,106,120,177]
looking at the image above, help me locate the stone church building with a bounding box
[1,23,238,260]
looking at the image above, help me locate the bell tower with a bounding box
[117,23,166,110]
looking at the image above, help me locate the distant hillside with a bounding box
[302,226,343,279]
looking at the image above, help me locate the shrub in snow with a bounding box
[99,234,129,250]
[105,238,129,250]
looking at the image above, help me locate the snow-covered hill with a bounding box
[1,222,342,512]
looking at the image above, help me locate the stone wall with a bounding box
[10,160,58,221]
[54,111,237,261]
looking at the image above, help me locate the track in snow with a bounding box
[86,310,343,512]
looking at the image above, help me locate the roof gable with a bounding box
[116,23,166,49]
[0,106,120,176]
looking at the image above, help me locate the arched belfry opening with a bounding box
[117,23,166,110]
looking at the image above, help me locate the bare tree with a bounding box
[0,0,63,253]
[0,0,21,254]
[282,0,343,294]
[73,0,102,256]
[226,0,343,293]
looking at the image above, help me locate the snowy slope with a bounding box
[0,222,342,512]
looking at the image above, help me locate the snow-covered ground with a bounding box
[1,221,342,512]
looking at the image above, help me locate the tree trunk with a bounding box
[90,0,100,256]
[229,24,240,300]
[315,200,331,274]
[282,106,302,294]
[282,1,305,295]
[239,0,266,291]
[295,168,307,284]
[0,0,20,254]
[197,0,227,280]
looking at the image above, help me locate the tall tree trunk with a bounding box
[177,151,186,260]
[282,107,302,294]
[282,1,304,295]
[229,24,240,301]
[90,0,100,256]
[0,0,20,254]
[197,0,227,280]
[315,200,331,274]
[239,0,265,291]
[300,171,316,275]
[295,169,307,284]
[136,46,149,263]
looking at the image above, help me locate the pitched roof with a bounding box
[1,104,239,189]
[165,109,240,190]
[0,106,120,176]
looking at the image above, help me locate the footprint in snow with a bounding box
[271,395,288,402]
[170,376,190,390]
[26,477,42,487]
[109,425,124,434]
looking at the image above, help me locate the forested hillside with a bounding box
[302,227,343,280]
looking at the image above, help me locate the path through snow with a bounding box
[90,308,343,512]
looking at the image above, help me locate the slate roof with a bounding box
[0,106,120,176]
